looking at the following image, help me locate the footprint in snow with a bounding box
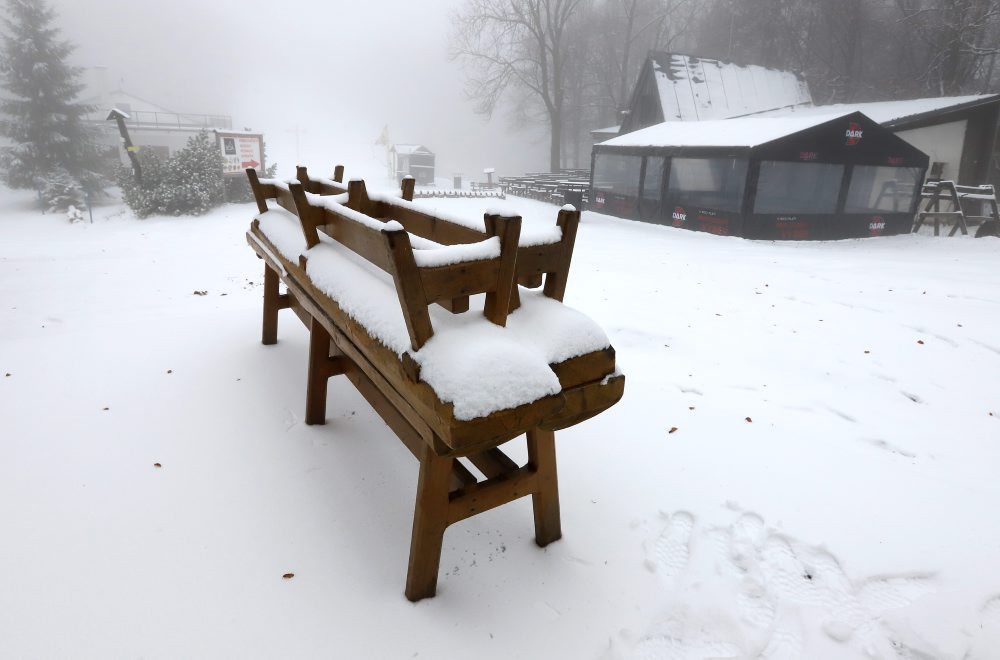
[636,511,937,659]
[653,512,694,579]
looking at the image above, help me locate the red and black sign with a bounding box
[671,206,687,226]
[845,122,864,146]
[868,216,886,236]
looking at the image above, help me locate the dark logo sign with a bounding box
[799,151,819,161]
[887,156,904,166]
[869,216,886,236]
[672,206,687,226]
[595,192,605,206]
[846,123,863,146]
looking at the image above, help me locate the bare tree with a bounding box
[894,0,1000,95]
[450,0,586,171]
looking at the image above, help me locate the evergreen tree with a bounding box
[116,131,225,218]
[0,0,102,199]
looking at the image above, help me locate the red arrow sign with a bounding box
[241,160,260,168]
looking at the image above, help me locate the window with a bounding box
[845,165,923,213]
[593,154,642,197]
[754,161,844,214]
[667,158,748,211]
[641,157,666,200]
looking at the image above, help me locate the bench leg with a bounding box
[527,428,562,547]
[262,264,280,345]
[406,448,453,602]
[305,317,331,425]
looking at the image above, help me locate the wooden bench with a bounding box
[244,165,624,601]
[912,180,1000,237]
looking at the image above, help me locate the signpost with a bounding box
[107,108,142,184]
[216,131,265,177]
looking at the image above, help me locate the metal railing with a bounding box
[118,110,232,130]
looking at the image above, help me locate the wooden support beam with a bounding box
[289,182,321,249]
[262,264,280,345]
[544,207,580,302]
[526,428,561,547]
[333,165,344,183]
[483,213,521,325]
[385,229,434,350]
[467,447,518,479]
[446,466,538,525]
[406,447,453,602]
[246,168,269,214]
[347,179,371,214]
[401,176,415,202]
[306,317,347,425]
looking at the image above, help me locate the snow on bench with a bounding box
[244,164,624,601]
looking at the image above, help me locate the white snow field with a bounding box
[2,186,1000,659]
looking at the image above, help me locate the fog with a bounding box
[53,0,548,181]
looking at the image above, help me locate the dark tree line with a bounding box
[451,0,1000,171]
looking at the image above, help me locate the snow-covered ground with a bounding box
[2,187,999,659]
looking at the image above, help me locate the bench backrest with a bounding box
[248,165,582,351]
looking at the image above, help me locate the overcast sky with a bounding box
[52,0,549,182]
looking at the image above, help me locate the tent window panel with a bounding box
[641,157,666,201]
[667,157,748,211]
[754,161,844,214]
[845,165,922,213]
[593,154,642,197]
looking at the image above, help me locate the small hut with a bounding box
[390,144,435,185]
[591,111,928,240]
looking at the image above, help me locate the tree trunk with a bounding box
[550,114,562,172]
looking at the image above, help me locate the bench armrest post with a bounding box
[484,213,522,326]
[246,168,268,214]
[385,229,434,351]
[333,164,345,183]
[348,179,372,215]
[543,207,580,302]
[289,181,322,249]
[401,176,415,202]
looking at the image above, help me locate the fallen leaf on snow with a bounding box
[668,427,678,434]
[917,340,925,345]
[193,290,207,296]
[153,463,161,468]
[745,417,753,423]
[282,573,295,580]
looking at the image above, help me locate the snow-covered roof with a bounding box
[747,94,1000,125]
[599,113,850,149]
[651,53,812,122]
[392,144,432,155]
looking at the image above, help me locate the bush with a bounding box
[117,131,225,218]
[40,167,84,213]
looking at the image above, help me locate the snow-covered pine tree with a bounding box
[0,0,103,205]
[116,131,224,218]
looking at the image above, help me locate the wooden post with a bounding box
[306,317,332,425]
[107,109,142,184]
[262,264,280,345]
[296,165,310,186]
[288,182,321,249]
[333,165,345,183]
[543,207,581,302]
[348,179,371,214]
[401,176,415,202]
[483,213,521,326]
[246,168,269,214]
[406,446,453,601]
[526,428,561,547]
[385,229,434,350]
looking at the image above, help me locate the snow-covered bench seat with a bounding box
[245,167,624,601]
